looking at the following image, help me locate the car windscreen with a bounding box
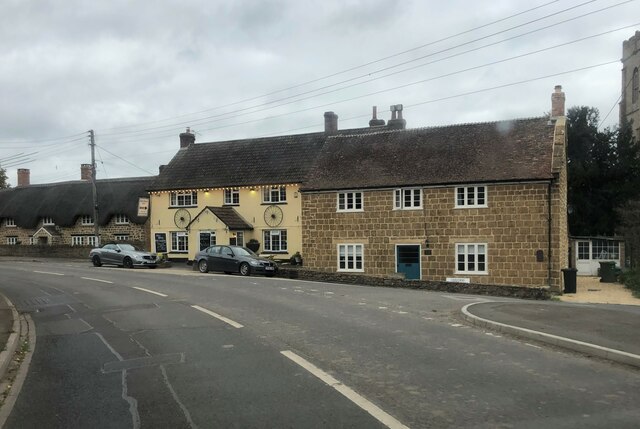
[235,247,257,257]
[118,244,137,251]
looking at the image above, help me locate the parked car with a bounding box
[195,245,277,277]
[90,243,159,269]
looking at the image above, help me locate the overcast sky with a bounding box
[0,0,638,185]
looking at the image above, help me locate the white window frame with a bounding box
[393,188,422,210]
[263,229,288,252]
[87,236,97,247]
[337,244,364,272]
[170,191,198,207]
[80,215,94,225]
[114,214,129,225]
[114,234,129,241]
[6,237,17,245]
[455,243,488,275]
[42,217,55,226]
[171,231,189,252]
[262,186,287,204]
[230,231,244,247]
[71,236,84,246]
[455,186,487,208]
[337,191,363,212]
[224,189,240,205]
[4,218,16,227]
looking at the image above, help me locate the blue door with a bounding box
[397,245,421,280]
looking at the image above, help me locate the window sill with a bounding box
[337,269,364,273]
[454,271,488,276]
[262,251,288,254]
[454,205,488,209]
[392,207,423,211]
[169,251,189,254]
[337,209,364,213]
[261,202,288,205]
[223,204,240,207]
[168,206,198,209]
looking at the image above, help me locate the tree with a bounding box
[0,167,9,189]
[567,106,640,236]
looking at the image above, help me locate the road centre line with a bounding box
[33,270,64,276]
[132,286,168,297]
[81,277,114,284]
[191,305,244,329]
[280,351,409,429]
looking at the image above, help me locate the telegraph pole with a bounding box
[89,130,100,246]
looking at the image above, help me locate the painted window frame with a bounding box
[337,243,364,272]
[42,217,55,226]
[455,243,488,275]
[262,186,287,204]
[169,191,198,207]
[229,231,244,247]
[263,229,288,252]
[80,215,94,225]
[171,231,189,252]
[393,188,422,210]
[223,189,240,205]
[6,237,17,245]
[199,231,217,251]
[4,218,16,227]
[455,185,487,208]
[337,191,364,212]
[114,234,129,241]
[114,214,129,225]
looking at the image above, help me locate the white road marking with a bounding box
[33,270,64,276]
[450,323,463,327]
[394,311,408,315]
[191,305,244,329]
[132,287,168,297]
[358,302,367,305]
[525,343,542,349]
[281,351,409,429]
[378,306,388,310]
[82,277,114,284]
[325,292,334,295]
[279,287,288,290]
[441,295,489,302]
[294,290,304,293]
[310,289,319,292]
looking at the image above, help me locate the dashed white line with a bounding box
[33,270,64,276]
[525,343,542,349]
[82,277,114,284]
[132,287,168,297]
[191,305,244,329]
[281,351,409,429]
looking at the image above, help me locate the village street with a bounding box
[0,260,639,428]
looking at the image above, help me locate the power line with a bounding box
[0,131,88,146]
[94,144,155,175]
[96,0,564,134]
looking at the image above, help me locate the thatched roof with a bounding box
[0,177,154,229]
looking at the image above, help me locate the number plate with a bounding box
[265,266,274,271]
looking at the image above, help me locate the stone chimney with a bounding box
[387,104,406,130]
[369,106,386,127]
[324,112,338,134]
[551,85,565,117]
[81,164,92,181]
[180,127,195,148]
[17,168,30,187]
[159,165,166,174]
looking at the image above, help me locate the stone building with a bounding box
[0,166,153,247]
[300,87,569,292]
[621,30,640,139]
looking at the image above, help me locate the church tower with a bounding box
[621,31,640,140]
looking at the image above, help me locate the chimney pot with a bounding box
[179,127,195,148]
[324,112,338,134]
[387,104,406,130]
[551,85,565,117]
[81,164,92,181]
[17,168,30,187]
[159,164,166,174]
[369,106,386,127]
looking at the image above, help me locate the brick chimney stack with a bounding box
[179,127,195,148]
[81,164,92,181]
[551,85,565,117]
[387,104,406,130]
[324,112,338,134]
[17,168,30,187]
[369,106,386,127]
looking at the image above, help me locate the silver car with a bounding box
[90,243,159,269]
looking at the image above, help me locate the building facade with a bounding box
[621,31,640,139]
[301,88,568,291]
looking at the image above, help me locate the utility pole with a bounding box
[89,130,100,246]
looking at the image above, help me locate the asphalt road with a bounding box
[0,260,639,428]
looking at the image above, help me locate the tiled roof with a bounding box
[0,177,154,229]
[148,126,381,192]
[188,206,253,230]
[303,117,557,191]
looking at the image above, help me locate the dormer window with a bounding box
[114,214,129,225]
[4,218,15,227]
[42,217,55,226]
[170,191,197,207]
[80,215,94,225]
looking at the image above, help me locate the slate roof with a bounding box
[148,127,379,192]
[187,206,253,230]
[303,117,557,191]
[0,177,154,229]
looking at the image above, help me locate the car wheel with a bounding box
[198,260,209,273]
[149,266,157,269]
[239,262,250,276]
[123,257,133,269]
[92,255,102,267]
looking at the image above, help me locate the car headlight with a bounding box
[249,260,261,267]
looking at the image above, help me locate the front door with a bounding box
[396,245,421,280]
[575,240,594,275]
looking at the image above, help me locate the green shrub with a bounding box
[620,270,640,298]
